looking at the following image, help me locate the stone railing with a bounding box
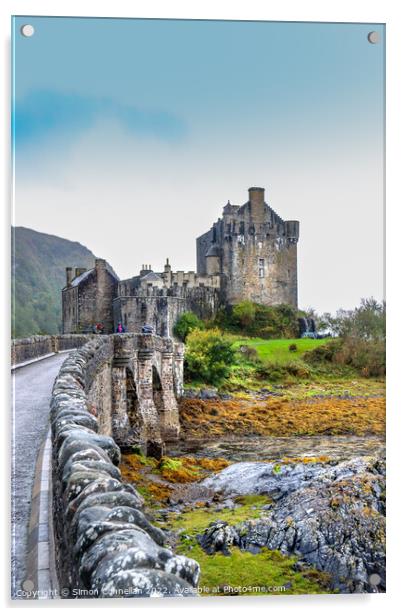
[11,334,91,367]
[50,336,199,598]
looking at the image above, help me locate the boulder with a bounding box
[198,456,385,593]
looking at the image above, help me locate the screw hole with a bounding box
[21,24,35,38]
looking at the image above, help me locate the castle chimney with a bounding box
[66,267,73,287]
[248,187,266,223]
[95,258,106,271]
[140,263,152,277]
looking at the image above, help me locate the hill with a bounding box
[11,227,116,338]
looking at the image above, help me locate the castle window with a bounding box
[258,258,265,278]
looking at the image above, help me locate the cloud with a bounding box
[13,89,186,147]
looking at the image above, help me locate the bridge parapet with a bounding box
[11,334,91,367]
[50,336,199,598]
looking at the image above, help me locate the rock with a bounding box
[64,470,119,503]
[94,568,197,598]
[62,460,122,489]
[197,520,240,556]
[201,457,379,501]
[80,530,200,595]
[58,432,121,468]
[73,505,165,547]
[57,445,113,479]
[215,498,236,511]
[199,388,219,400]
[199,455,386,593]
[70,491,146,536]
[66,477,132,521]
[52,410,99,434]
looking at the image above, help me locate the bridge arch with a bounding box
[126,366,140,436]
[152,364,164,416]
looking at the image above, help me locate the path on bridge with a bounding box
[11,353,68,597]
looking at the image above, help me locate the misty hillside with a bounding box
[12,227,115,338]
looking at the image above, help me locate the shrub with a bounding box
[334,337,385,377]
[304,337,385,377]
[232,300,256,328]
[303,339,342,364]
[213,302,299,338]
[184,328,236,386]
[255,359,312,382]
[174,311,205,341]
[288,343,297,352]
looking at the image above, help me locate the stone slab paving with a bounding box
[11,353,68,599]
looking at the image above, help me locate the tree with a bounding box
[174,312,205,341]
[184,328,236,385]
[232,300,256,328]
[320,298,385,341]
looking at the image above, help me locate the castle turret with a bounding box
[205,243,221,275]
[285,220,300,243]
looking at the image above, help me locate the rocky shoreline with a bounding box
[139,452,386,594]
[183,456,385,593]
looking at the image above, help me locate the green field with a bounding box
[232,337,328,363]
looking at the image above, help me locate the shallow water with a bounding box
[167,434,385,462]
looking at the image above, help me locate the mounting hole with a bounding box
[21,24,35,37]
[367,31,380,44]
[369,573,381,586]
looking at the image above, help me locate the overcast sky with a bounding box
[12,17,384,314]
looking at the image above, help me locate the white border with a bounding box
[2,1,401,614]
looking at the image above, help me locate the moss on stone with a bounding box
[179,544,329,595]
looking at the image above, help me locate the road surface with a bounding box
[11,353,68,598]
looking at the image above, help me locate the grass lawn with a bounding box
[232,337,327,363]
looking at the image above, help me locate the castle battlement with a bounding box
[118,259,220,298]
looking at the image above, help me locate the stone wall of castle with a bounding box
[62,259,118,334]
[221,234,298,307]
[113,286,221,337]
[197,187,299,308]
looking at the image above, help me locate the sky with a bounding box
[12,16,385,314]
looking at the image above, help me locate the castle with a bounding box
[62,187,299,336]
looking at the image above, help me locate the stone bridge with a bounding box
[11,334,199,600]
[110,333,184,457]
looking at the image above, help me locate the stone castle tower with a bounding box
[197,187,299,307]
[62,186,299,335]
